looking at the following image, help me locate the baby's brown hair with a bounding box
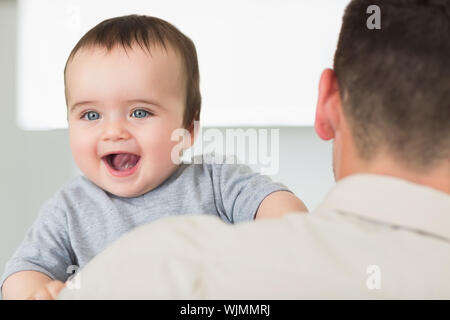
[64,14,201,129]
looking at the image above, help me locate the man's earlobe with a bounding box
[315,120,334,141]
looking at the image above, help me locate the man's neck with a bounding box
[340,155,450,195]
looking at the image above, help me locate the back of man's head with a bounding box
[334,0,450,171]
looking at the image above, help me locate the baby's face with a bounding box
[66,44,187,197]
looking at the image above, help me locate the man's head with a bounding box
[64,15,201,197]
[315,0,450,191]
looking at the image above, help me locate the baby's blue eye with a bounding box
[132,109,149,118]
[83,111,100,121]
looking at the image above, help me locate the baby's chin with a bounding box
[98,174,165,198]
[105,187,143,198]
[100,183,154,198]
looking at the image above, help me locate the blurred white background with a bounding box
[0,0,337,281]
[17,0,347,129]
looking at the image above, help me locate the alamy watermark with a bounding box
[66,264,81,290]
[367,5,381,30]
[366,264,381,290]
[170,121,280,175]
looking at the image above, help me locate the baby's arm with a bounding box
[1,200,75,300]
[211,156,308,223]
[2,271,65,300]
[255,190,308,219]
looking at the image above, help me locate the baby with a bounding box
[1,15,307,300]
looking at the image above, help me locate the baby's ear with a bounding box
[187,119,200,147]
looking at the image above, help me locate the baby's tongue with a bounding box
[112,153,139,171]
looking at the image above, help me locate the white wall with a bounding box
[0,0,334,280]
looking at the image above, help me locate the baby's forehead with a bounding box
[65,43,187,106]
[65,43,187,90]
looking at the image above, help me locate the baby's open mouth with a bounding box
[102,153,141,172]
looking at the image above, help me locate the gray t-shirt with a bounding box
[0,155,290,297]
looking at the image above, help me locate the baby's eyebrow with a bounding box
[125,99,162,109]
[69,101,95,114]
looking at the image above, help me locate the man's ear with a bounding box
[315,68,342,141]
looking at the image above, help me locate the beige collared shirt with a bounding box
[59,174,450,299]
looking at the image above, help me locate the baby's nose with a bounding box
[102,120,132,142]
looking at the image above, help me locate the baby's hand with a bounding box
[27,280,66,300]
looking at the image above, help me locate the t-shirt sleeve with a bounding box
[211,159,291,223]
[0,199,75,299]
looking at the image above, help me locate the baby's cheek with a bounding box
[153,138,179,164]
[70,132,98,172]
[141,131,180,173]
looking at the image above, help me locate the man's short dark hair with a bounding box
[334,0,450,170]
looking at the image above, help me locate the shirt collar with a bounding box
[316,174,450,241]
